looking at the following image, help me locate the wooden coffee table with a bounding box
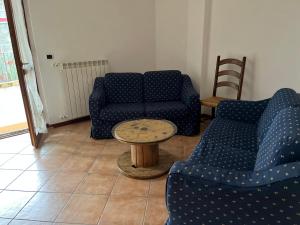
[112,119,177,179]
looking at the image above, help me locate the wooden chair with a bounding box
[201,56,247,117]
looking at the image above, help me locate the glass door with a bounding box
[0,0,28,137]
[4,0,47,147]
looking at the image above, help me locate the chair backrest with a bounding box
[212,56,247,100]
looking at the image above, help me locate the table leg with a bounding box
[117,146,175,179]
[131,144,159,168]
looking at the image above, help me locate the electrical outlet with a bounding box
[46,54,53,60]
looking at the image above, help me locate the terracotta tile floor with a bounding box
[0,120,209,225]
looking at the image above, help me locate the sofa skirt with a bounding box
[90,115,200,139]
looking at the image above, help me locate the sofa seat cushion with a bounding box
[257,88,300,142]
[104,73,144,104]
[190,118,258,171]
[144,70,182,102]
[145,101,189,120]
[99,103,144,122]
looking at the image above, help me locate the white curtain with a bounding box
[11,0,47,134]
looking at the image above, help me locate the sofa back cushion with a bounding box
[254,107,300,171]
[257,88,300,142]
[144,70,182,102]
[104,73,144,104]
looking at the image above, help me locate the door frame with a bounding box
[4,0,42,147]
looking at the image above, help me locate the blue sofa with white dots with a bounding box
[166,88,300,225]
[89,70,200,139]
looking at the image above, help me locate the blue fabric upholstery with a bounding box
[89,71,200,139]
[89,77,106,126]
[99,103,144,122]
[175,74,200,136]
[189,118,258,171]
[145,102,189,120]
[257,88,300,141]
[216,99,269,124]
[144,70,182,102]
[255,107,300,171]
[104,73,144,103]
[165,88,300,225]
[166,161,300,225]
[91,120,116,139]
[181,75,201,112]
[173,116,200,136]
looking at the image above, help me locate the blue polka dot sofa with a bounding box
[166,88,300,225]
[89,70,200,139]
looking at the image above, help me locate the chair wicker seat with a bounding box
[200,96,228,108]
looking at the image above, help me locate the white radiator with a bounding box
[54,60,109,121]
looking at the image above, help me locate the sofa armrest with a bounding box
[166,161,300,225]
[170,161,299,187]
[89,77,106,121]
[216,99,269,124]
[181,75,200,111]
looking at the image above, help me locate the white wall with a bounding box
[25,0,156,124]
[203,0,300,100]
[186,0,206,93]
[155,0,188,72]
[26,0,300,123]
[156,0,300,112]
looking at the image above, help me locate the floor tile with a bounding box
[16,192,71,222]
[100,139,118,145]
[28,154,70,171]
[7,171,54,191]
[60,155,95,172]
[0,191,35,218]
[183,145,195,159]
[19,145,50,156]
[163,136,184,148]
[0,154,15,166]
[99,195,147,225]
[160,137,184,161]
[40,171,86,193]
[0,218,11,225]
[0,120,208,225]
[182,135,200,159]
[43,131,65,143]
[9,220,52,225]
[87,137,109,146]
[101,142,129,156]
[54,223,86,225]
[0,170,22,189]
[56,194,108,224]
[1,155,39,170]
[74,144,104,157]
[46,144,76,156]
[149,176,167,197]
[0,135,30,154]
[89,155,119,175]
[75,173,117,195]
[183,135,201,147]
[111,175,150,197]
[144,197,168,225]
[58,133,87,145]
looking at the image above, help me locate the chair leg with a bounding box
[211,108,215,119]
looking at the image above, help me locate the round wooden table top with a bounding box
[112,119,177,144]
